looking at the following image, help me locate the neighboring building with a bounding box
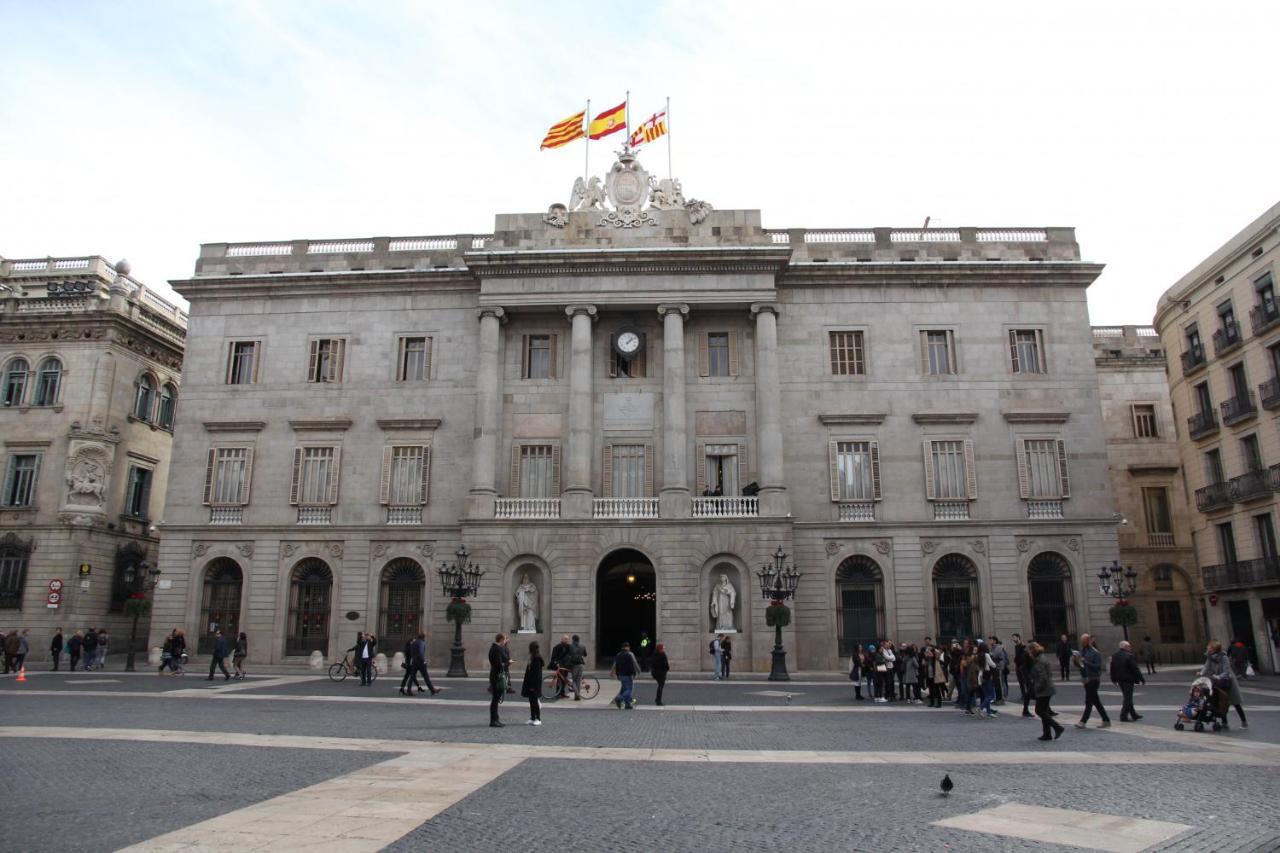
[1154,201,1280,674]
[150,151,1122,671]
[1092,325,1202,661]
[0,255,186,660]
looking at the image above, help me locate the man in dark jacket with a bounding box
[81,628,98,672]
[1073,633,1111,729]
[1109,640,1145,722]
[1011,633,1032,717]
[488,633,510,727]
[568,635,588,700]
[50,628,63,672]
[1056,634,1072,681]
[207,630,231,680]
[651,642,671,706]
[611,642,640,709]
[548,634,572,697]
[68,632,83,672]
[1,630,17,674]
[348,632,376,686]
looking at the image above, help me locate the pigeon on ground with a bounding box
[785,693,792,704]
[940,774,953,796]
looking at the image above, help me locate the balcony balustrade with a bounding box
[1260,378,1280,410]
[1220,392,1257,426]
[1212,320,1243,357]
[1148,532,1175,547]
[1180,346,1207,376]
[932,501,971,521]
[209,506,243,525]
[296,506,332,525]
[692,496,759,518]
[1195,481,1233,512]
[1202,556,1280,592]
[1187,409,1219,440]
[385,506,422,525]
[1230,468,1271,502]
[1025,500,1064,519]
[592,497,659,519]
[1251,304,1280,336]
[495,498,561,520]
[1270,463,1280,491]
[837,502,876,522]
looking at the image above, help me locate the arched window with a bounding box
[157,383,177,430]
[836,555,884,656]
[3,359,29,407]
[1028,551,1075,647]
[378,558,425,656]
[286,559,332,656]
[33,358,62,406]
[134,374,155,422]
[0,534,33,610]
[933,554,980,641]
[198,559,244,654]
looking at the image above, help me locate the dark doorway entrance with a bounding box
[1228,599,1257,667]
[596,549,656,666]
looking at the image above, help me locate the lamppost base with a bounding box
[125,653,136,673]
[767,646,790,682]
[446,645,468,678]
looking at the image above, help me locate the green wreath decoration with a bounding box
[765,602,791,628]
[446,598,472,625]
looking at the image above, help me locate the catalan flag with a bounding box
[588,101,627,140]
[629,111,667,148]
[540,110,586,150]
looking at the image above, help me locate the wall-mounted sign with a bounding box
[79,563,92,577]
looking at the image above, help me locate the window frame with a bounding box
[289,445,342,506]
[2,357,29,407]
[1015,436,1071,500]
[225,340,262,385]
[827,439,882,502]
[396,335,433,383]
[124,464,154,520]
[0,543,29,610]
[307,337,347,384]
[602,441,655,498]
[379,444,432,506]
[697,330,740,378]
[1142,486,1173,536]
[133,373,157,421]
[509,442,562,498]
[828,330,867,377]
[32,357,62,406]
[203,446,255,507]
[923,438,977,501]
[1008,328,1048,375]
[919,329,957,376]
[520,333,560,381]
[156,383,177,431]
[1130,403,1159,439]
[2,453,41,508]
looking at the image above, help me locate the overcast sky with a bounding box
[2,1,1277,323]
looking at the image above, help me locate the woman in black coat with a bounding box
[521,641,545,725]
[651,643,671,706]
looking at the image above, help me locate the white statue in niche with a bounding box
[710,573,737,633]
[515,573,539,633]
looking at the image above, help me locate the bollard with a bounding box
[148,647,162,667]
[374,652,388,675]
[391,651,405,673]
[308,650,324,669]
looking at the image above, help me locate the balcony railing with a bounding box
[1212,320,1243,357]
[1270,463,1280,491]
[1230,468,1271,502]
[495,498,561,520]
[209,506,243,525]
[1260,378,1280,410]
[1025,500,1064,519]
[1195,481,1233,512]
[1251,304,1280,336]
[1187,409,1219,440]
[296,506,332,525]
[1148,532,1175,547]
[1202,556,1280,592]
[593,497,658,519]
[932,501,971,521]
[692,496,759,518]
[386,506,422,525]
[1180,346,1207,376]
[1220,392,1257,426]
[837,501,876,522]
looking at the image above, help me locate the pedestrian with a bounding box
[522,641,544,726]
[927,644,947,708]
[158,629,181,675]
[989,636,1009,704]
[68,630,83,672]
[1057,634,1072,681]
[862,643,878,701]
[976,638,998,718]
[2,629,18,673]
[896,642,909,699]
[1011,633,1032,717]
[611,641,640,710]
[1073,633,1111,729]
[96,629,110,671]
[1201,641,1248,728]
[399,634,420,695]
[414,632,440,695]
[872,642,890,703]
[721,635,733,679]
[568,634,588,700]
[232,632,248,679]
[1138,635,1156,675]
[488,633,510,727]
[1028,642,1064,741]
[901,644,920,703]
[710,634,723,680]
[880,640,897,701]
[651,641,670,706]
[50,627,63,672]
[14,628,30,671]
[548,634,572,698]
[1228,640,1250,679]
[207,630,230,680]
[349,631,376,686]
[1109,639,1145,722]
[851,646,868,700]
[82,627,98,671]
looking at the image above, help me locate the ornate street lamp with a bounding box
[437,544,484,677]
[757,545,802,682]
[122,560,162,672]
[1097,559,1139,641]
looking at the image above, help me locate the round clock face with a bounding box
[616,330,641,356]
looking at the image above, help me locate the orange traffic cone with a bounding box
[16,666,26,683]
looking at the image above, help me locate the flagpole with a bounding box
[666,96,672,179]
[584,99,590,182]
[625,89,630,151]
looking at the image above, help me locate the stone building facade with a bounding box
[1092,325,1202,661]
[0,255,185,660]
[1154,201,1280,674]
[150,153,1122,672]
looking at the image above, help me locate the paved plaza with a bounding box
[2,664,1279,852]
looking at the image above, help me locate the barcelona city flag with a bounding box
[540,110,586,150]
[629,111,667,148]
[588,101,627,140]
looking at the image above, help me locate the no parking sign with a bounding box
[47,578,63,608]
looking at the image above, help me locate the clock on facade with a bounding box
[614,328,642,358]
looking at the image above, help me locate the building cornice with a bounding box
[780,261,1105,289]
[818,413,888,426]
[203,421,267,433]
[1002,411,1071,424]
[912,412,979,425]
[377,418,442,431]
[289,419,352,432]
[172,268,477,302]
[463,245,793,278]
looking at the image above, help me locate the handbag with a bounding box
[494,671,509,693]
[1246,662,1256,678]
[875,664,887,672]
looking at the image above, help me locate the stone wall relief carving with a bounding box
[1016,538,1032,553]
[874,540,892,556]
[824,540,841,556]
[971,539,986,554]
[62,441,114,513]
[921,539,937,555]
[236,543,254,559]
[192,543,210,559]
[281,543,300,558]
[553,150,712,229]
[418,542,435,559]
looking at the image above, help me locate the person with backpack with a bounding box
[50,627,63,672]
[81,627,98,671]
[1073,633,1111,729]
[651,642,670,706]
[710,634,723,680]
[611,641,640,710]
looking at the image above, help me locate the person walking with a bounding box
[96,629,110,671]
[50,627,63,672]
[651,641,670,706]
[1056,634,1072,681]
[488,633,509,727]
[990,637,1009,704]
[14,629,30,672]
[414,633,440,695]
[1073,633,1111,729]
[232,632,248,679]
[851,646,868,700]
[1028,642,1064,740]
[1228,640,1250,679]
[2,629,18,673]
[710,634,723,680]
[68,630,83,673]
[721,635,733,679]
[1201,641,1248,728]
[903,645,921,704]
[548,635,572,698]
[1109,640,1145,722]
[611,641,640,710]
[521,641,544,726]
[81,628,98,671]
[207,630,231,680]
[1011,633,1033,718]
[399,634,421,695]
[1138,635,1157,675]
[927,645,947,708]
[568,634,588,700]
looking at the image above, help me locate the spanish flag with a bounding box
[540,110,586,150]
[588,101,627,140]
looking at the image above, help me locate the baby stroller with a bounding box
[1175,676,1230,732]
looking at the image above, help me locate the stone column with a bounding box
[658,303,690,518]
[562,304,597,519]
[466,307,505,519]
[751,303,789,517]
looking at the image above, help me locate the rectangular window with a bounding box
[397,336,431,382]
[1194,381,1213,416]
[708,332,732,377]
[1152,565,1174,591]
[703,444,740,496]
[832,441,881,501]
[1009,329,1046,374]
[518,445,557,498]
[609,444,648,498]
[921,330,956,375]
[1131,404,1159,438]
[307,338,345,383]
[1143,487,1173,535]
[226,341,260,385]
[2,454,40,507]
[1218,521,1238,564]
[1205,448,1225,484]
[926,440,973,500]
[523,334,554,380]
[1185,324,1202,355]
[1228,363,1250,399]
[829,331,866,376]
[124,466,153,519]
[1019,439,1066,498]
[1157,600,1185,644]
[1270,343,1280,380]
[1218,299,1237,330]
[1242,434,1264,472]
[1255,514,1278,559]
[0,549,26,610]
[380,445,429,505]
[204,447,253,506]
[290,446,340,506]
[1257,272,1277,317]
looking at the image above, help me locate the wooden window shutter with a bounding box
[307,340,319,383]
[423,337,433,381]
[1056,439,1070,498]
[327,447,342,505]
[736,443,747,494]
[509,445,522,496]
[964,439,978,499]
[918,332,929,374]
[608,335,618,378]
[333,339,345,382]
[139,470,153,518]
[828,441,841,501]
[1008,330,1020,373]
[396,337,407,381]
[1015,440,1030,499]
[419,444,431,504]
[551,444,562,494]
[251,342,261,382]
[645,441,655,496]
[239,448,255,505]
[203,448,216,505]
[695,442,707,494]
[635,334,647,377]
[602,444,614,497]
[289,447,303,505]
[225,344,235,384]
[697,333,710,377]
[870,441,882,500]
[922,441,937,500]
[946,330,956,373]
[728,332,740,376]
[379,446,394,505]
[1037,330,1047,373]
[520,335,530,379]
[549,333,559,379]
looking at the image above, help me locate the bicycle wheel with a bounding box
[579,677,600,699]
[369,663,378,683]
[542,675,561,700]
[328,662,347,682]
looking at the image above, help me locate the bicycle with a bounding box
[542,666,599,700]
[158,652,188,676]
[328,653,379,683]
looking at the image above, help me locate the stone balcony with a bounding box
[1251,303,1280,336]
[1220,391,1258,427]
[692,496,759,518]
[495,498,561,520]
[1202,556,1280,592]
[1212,320,1243,357]
[209,506,243,526]
[593,498,658,519]
[1025,500,1065,520]
[1195,481,1233,512]
[1187,409,1220,441]
[932,501,971,521]
[296,506,332,526]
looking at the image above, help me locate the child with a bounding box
[1175,683,1207,731]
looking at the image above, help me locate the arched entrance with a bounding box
[286,558,332,657]
[1028,551,1076,648]
[933,553,980,641]
[596,548,656,664]
[379,558,425,656]
[836,555,884,656]
[198,558,243,654]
